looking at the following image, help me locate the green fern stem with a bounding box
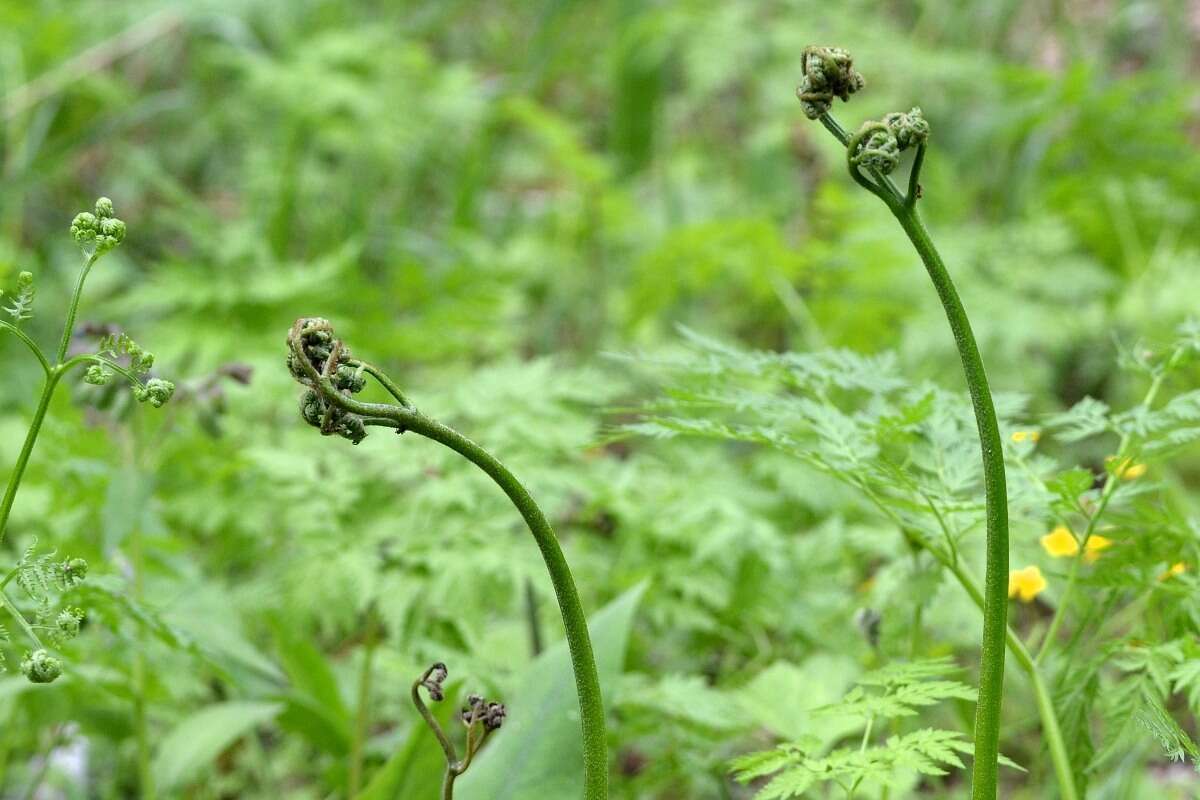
[937,549,1077,800]
[890,207,1010,800]
[54,253,97,365]
[384,411,607,799]
[820,110,1010,799]
[0,370,65,546]
[291,336,608,800]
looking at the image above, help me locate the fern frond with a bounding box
[2,271,35,325]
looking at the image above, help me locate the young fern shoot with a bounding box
[0,198,175,683]
[412,662,507,799]
[797,48,1010,800]
[286,317,608,800]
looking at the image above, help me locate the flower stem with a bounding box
[1035,346,1183,665]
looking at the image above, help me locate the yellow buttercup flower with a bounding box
[1011,430,1041,443]
[1107,456,1147,480]
[1083,535,1112,563]
[1040,526,1078,557]
[1040,526,1112,562]
[1159,562,1187,581]
[1009,566,1046,602]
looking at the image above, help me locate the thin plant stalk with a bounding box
[813,98,1010,797]
[349,613,381,797]
[1035,346,1184,664]
[289,323,608,799]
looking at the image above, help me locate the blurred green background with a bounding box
[1,1,1199,798]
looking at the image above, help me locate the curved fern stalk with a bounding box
[286,318,607,800]
[796,47,1016,800]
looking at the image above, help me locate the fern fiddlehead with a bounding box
[0,199,174,685]
[286,317,608,800]
[797,47,1022,800]
[411,662,507,799]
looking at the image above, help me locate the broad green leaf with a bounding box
[272,619,351,754]
[152,701,281,790]
[456,583,647,800]
[736,655,860,744]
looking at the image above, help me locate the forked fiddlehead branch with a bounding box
[795,47,1063,800]
[287,318,608,799]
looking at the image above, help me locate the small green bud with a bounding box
[99,216,126,242]
[300,389,324,427]
[20,649,62,684]
[16,271,33,293]
[70,212,99,249]
[335,363,366,394]
[883,107,930,150]
[853,127,900,174]
[57,557,88,588]
[56,608,85,640]
[134,350,155,372]
[339,413,367,445]
[72,198,126,256]
[84,364,114,386]
[797,46,865,120]
[134,378,175,408]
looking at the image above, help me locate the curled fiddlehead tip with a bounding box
[418,661,450,702]
[849,109,931,177]
[883,107,930,150]
[133,377,175,408]
[70,198,126,258]
[84,364,114,386]
[56,557,88,588]
[851,122,901,174]
[20,649,63,684]
[54,607,85,641]
[797,46,865,119]
[287,317,371,444]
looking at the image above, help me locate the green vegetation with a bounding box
[2,2,1199,798]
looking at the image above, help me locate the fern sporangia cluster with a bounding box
[0,198,174,683]
[412,662,507,799]
[286,317,608,799]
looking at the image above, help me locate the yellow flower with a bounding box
[1107,456,1147,480]
[1159,562,1187,581]
[1040,526,1078,557]
[1083,534,1112,563]
[1009,566,1046,602]
[1011,430,1041,443]
[1040,526,1113,562]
